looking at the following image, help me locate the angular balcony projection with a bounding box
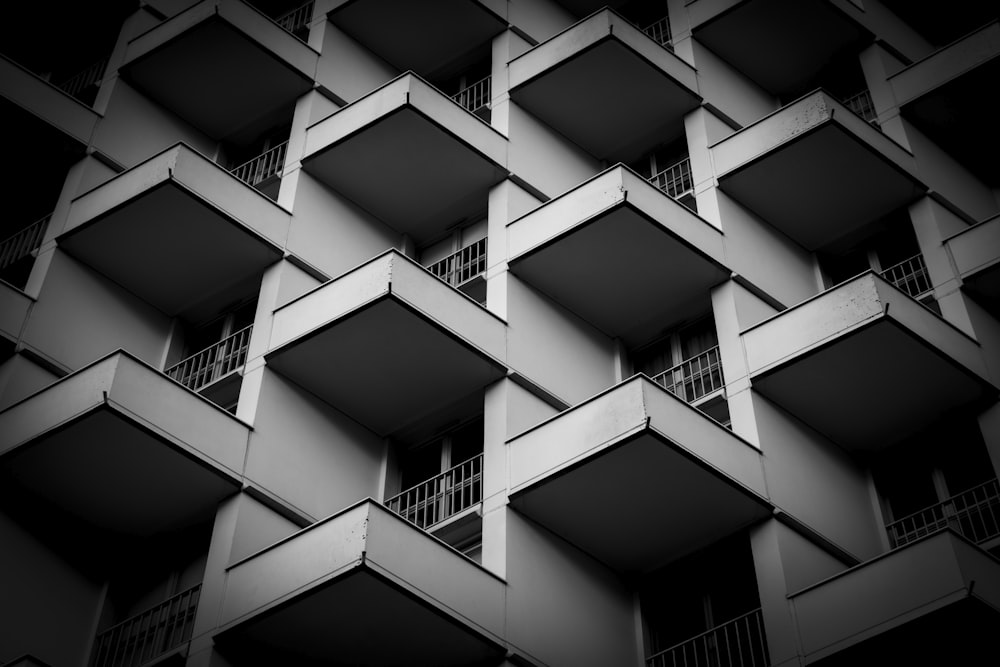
[508,9,700,163]
[508,376,771,573]
[119,0,317,140]
[215,500,505,665]
[790,530,1000,665]
[689,0,871,96]
[59,143,287,317]
[712,90,925,251]
[507,166,729,345]
[0,352,247,537]
[946,214,1000,309]
[890,20,1000,184]
[327,0,506,77]
[743,272,995,452]
[301,73,507,245]
[267,251,506,436]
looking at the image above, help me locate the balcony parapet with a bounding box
[386,453,483,532]
[646,608,768,667]
[887,478,1000,549]
[945,213,1000,305]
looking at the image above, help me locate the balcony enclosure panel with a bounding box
[946,214,1000,309]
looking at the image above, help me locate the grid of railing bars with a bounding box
[165,325,253,393]
[643,15,673,50]
[56,58,108,101]
[649,157,693,201]
[651,346,724,405]
[843,89,878,126]
[385,454,483,531]
[885,478,1000,549]
[452,76,491,114]
[646,608,769,667]
[229,141,288,189]
[427,238,487,288]
[880,253,932,300]
[274,0,313,37]
[90,584,201,667]
[0,214,50,271]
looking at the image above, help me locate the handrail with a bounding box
[274,0,313,37]
[165,324,253,393]
[452,76,491,114]
[643,15,673,49]
[885,478,1000,548]
[650,345,723,405]
[385,453,483,531]
[880,253,931,300]
[90,584,201,667]
[646,608,768,667]
[229,141,288,189]
[0,214,50,271]
[56,58,108,101]
[648,157,693,201]
[842,88,878,126]
[427,238,487,288]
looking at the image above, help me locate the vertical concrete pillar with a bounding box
[711,280,761,447]
[481,378,508,578]
[749,521,803,667]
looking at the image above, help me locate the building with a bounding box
[1,0,999,665]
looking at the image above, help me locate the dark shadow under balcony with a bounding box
[266,250,506,436]
[508,9,700,163]
[119,0,317,140]
[743,272,996,452]
[507,376,771,573]
[0,351,247,537]
[712,90,925,251]
[946,213,1000,310]
[507,165,728,346]
[59,143,287,317]
[215,499,505,665]
[301,73,507,245]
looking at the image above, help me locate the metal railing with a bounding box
[0,214,50,271]
[880,253,931,300]
[229,141,287,189]
[56,58,108,102]
[427,238,487,288]
[649,157,693,201]
[90,584,201,667]
[651,346,724,405]
[385,453,483,531]
[165,325,253,393]
[842,89,878,126]
[274,1,313,37]
[647,608,769,667]
[643,15,673,50]
[452,76,491,114]
[886,478,1000,549]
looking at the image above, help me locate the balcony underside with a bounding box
[509,10,700,162]
[0,352,246,537]
[691,0,870,96]
[327,0,506,77]
[508,377,770,573]
[507,166,728,345]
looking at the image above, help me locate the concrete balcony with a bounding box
[327,0,506,77]
[743,272,995,452]
[688,0,870,96]
[507,376,771,573]
[790,530,1000,664]
[0,351,247,536]
[890,20,1000,184]
[507,165,728,345]
[267,250,507,436]
[215,499,506,665]
[59,143,287,316]
[301,73,507,244]
[119,0,317,140]
[712,90,925,250]
[946,214,1000,308]
[508,9,700,163]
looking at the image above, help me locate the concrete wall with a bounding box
[507,102,601,199]
[691,40,775,128]
[313,22,397,104]
[0,354,59,411]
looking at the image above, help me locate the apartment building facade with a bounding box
[1,0,999,665]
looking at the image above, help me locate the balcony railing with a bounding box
[426,238,487,289]
[274,0,313,38]
[0,214,50,271]
[650,346,724,405]
[165,325,253,393]
[886,478,1000,549]
[90,584,201,667]
[649,157,693,202]
[643,15,673,50]
[56,58,108,102]
[647,608,769,667]
[385,453,483,531]
[229,142,288,190]
[842,89,878,126]
[880,253,931,300]
[452,76,491,115]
